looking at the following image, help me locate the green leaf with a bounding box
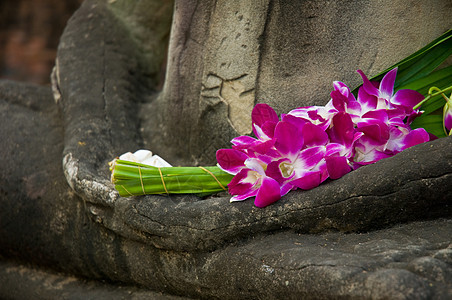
[111,160,233,197]
[410,114,446,138]
[352,28,452,94]
[398,65,452,114]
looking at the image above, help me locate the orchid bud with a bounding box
[443,93,452,135]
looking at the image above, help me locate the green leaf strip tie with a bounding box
[198,166,228,191]
[120,184,134,197]
[138,166,146,195]
[158,167,169,195]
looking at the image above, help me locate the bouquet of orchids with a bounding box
[110,29,452,207]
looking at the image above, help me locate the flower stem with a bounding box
[413,85,452,110]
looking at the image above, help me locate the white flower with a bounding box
[118,149,172,167]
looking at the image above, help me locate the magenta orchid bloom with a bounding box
[286,101,337,131]
[228,158,281,208]
[443,96,452,135]
[231,103,279,155]
[352,109,429,167]
[325,112,363,176]
[266,121,329,195]
[216,68,431,208]
[357,68,424,121]
[330,81,361,121]
[215,149,281,207]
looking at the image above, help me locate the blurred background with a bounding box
[0,0,83,85]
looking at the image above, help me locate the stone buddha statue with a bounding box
[1,0,451,298]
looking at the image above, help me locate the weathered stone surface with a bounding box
[1,0,452,299]
[0,260,189,300]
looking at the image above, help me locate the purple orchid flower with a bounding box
[229,158,281,208]
[216,68,431,208]
[330,81,361,121]
[216,150,281,207]
[325,112,363,177]
[352,108,429,166]
[443,96,452,135]
[357,68,424,122]
[216,148,249,175]
[266,120,329,194]
[286,101,337,131]
[231,103,279,155]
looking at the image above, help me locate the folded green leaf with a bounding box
[399,65,452,114]
[410,114,446,138]
[111,160,234,197]
[352,28,452,94]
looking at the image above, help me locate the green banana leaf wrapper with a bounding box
[110,159,234,197]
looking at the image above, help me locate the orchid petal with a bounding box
[307,110,327,123]
[282,114,309,129]
[216,149,248,174]
[230,189,258,202]
[290,171,322,190]
[357,85,378,113]
[261,121,277,138]
[357,120,390,143]
[379,68,397,99]
[333,81,350,93]
[391,89,425,110]
[301,122,329,147]
[250,139,275,155]
[353,150,392,166]
[252,103,279,127]
[357,70,379,97]
[353,142,391,165]
[353,136,383,155]
[331,89,347,112]
[280,183,294,196]
[294,146,326,171]
[406,110,423,125]
[444,102,452,131]
[325,143,346,156]
[253,124,269,140]
[386,108,408,120]
[317,162,330,183]
[397,128,430,151]
[266,159,290,184]
[325,156,351,179]
[231,135,257,149]
[361,109,389,122]
[228,169,258,196]
[329,112,355,146]
[254,176,282,207]
[288,106,334,130]
[244,158,266,175]
[334,81,358,106]
[274,121,304,157]
[228,180,255,198]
